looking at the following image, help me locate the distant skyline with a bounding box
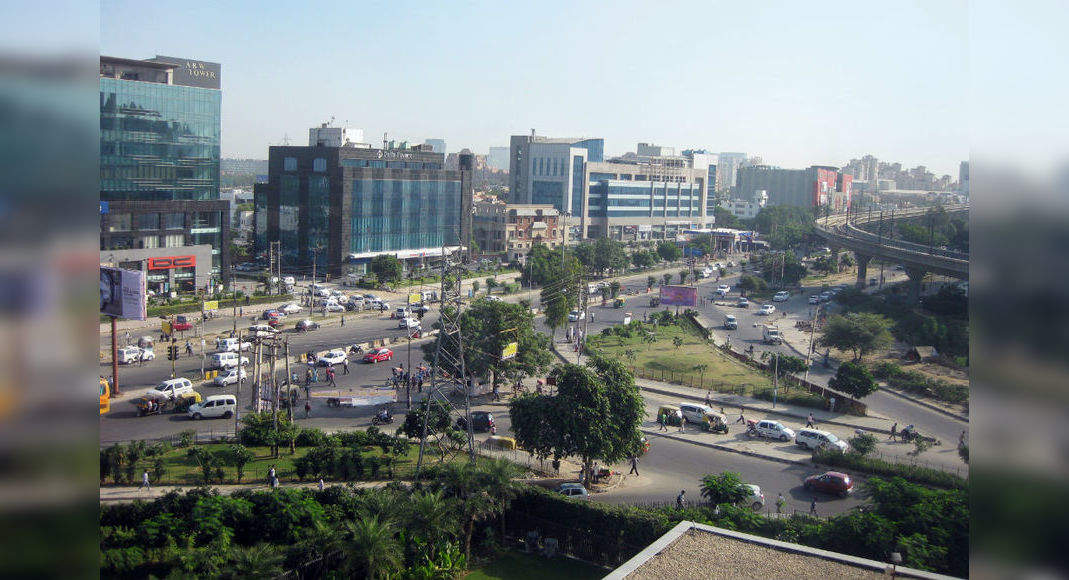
[100,0,969,176]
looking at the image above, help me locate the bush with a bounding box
[812,448,966,489]
[870,361,903,380]
[295,428,330,447]
[849,433,878,456]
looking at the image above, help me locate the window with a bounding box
[284,157,297,171]
[164,233,185,248]
[313,158,327,172]
[163,212,185,229]
[135,213,160,231]
[108,213,131,232]
[141,235,159,249]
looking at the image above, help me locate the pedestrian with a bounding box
[806,413,815,428]
[239,307,243,317]
[810,498,817,516]
[417,377,424,393]
[342,359,349,375]
[272,475,279,489]
[676,489,687,510]
[140,470,151,492]
[304,401,311,419]
[312,366,319,383]
[327,367,337,387]
[245,295,250,306]
[629,456,639,476]
[705,391,711,407]
[185,341,193,356]
[317,478,325,491]
[679,416,686,433]
[268,466,276,485]
[124,331,130,346]
[304,383,311,400]
[305,368,313,386]
[958,431,967,448]
[776,493,785,514]
[138,351,145,366]
[889,422,898,442]
[829,396,836,412]
[658,413,667,431]
[340,316,345,327]
[736,409,746,424]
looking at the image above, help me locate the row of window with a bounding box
[102,233,187,250]
[104,212,220,232]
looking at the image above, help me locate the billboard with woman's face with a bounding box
[659,285,697,307]
[100,267,146,320]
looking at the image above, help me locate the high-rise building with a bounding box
[958,161,969,194]
[487,146,510,171]
[508,133,603,213]
[256,137,473,276]
[424,138,446,154]
[99,55,229,293]
[682,150,719,215]
[715,152,748,193]
[636,142,676,157]
[736,165,852,211]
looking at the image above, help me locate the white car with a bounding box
[282,276,296,287]
[701,268,713,278]
[117,346,154,364]
[187,394,237,420]
[796,428,849,453]
[318,349,348,366]
[742,484,765,510]
[248,324,278,338]
[808,295,821,305]
[324,301,346,313]
[485,296,502,302]
[772,291,790,302]
[819,291,833,302]
[557,483,589,499]
[213,367,247,387]
[754,420,795,442]
[758,304,775,315]
[215,337,251,353]
[399,316,420,329]
[716,285,731,296]
[395,307,412,319]
[280,303,303,314]
[568,309,586,322]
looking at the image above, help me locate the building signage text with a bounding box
[147,255,196,270]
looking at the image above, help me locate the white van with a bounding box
[213,367,248,387]
[754,420,795,441]
[187,394,237,420]
[210,352,249,369]
[215,337,251,353]
[155,378,194,400]
[680,403,715,425]
[795,428,848,452]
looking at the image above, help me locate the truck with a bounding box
[762,325,783,345]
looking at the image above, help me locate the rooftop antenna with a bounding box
[329,115,335,126]
[282,133,290,146]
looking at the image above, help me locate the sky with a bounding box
[95,0,976,175]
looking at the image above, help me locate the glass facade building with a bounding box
[349,178,460,253]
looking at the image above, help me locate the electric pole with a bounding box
[269,340,278,458]
[284,339,292,423]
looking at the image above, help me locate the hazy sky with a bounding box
[100,0,971,175]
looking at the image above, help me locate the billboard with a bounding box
[501,342,518,360]
[100,267,147,320]
[659,285,697,307]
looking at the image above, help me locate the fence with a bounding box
[626,499,833,522]
[100,428,236,448]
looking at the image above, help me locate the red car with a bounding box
[804,471,853,497]
[171,315,193,332]
[362,348,393,363]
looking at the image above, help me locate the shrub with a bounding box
[870,361,903,380]
[178,430,196,448]
[849,433,878,456]
[295,428,329,447]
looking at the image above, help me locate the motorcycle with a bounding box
[745,419,759,437]
[371,406,393,426]
[349,344,365,355]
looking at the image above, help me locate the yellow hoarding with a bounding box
[408,293,422,304]
[203,300,219,311]
[501,342,518,360]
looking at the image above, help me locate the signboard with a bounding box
[100,267,147,320]
[408,293,422,305]
[148,255,196,270]
[99,201,109,214]
[203,300,219,311]
[659,285,697,307]
[161,320,172,335]
[501,342,518,360]
[149,56,221,89]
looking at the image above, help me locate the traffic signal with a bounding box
[167,345,179,360]
[416,309,424,320]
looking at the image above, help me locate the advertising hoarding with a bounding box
[100,267,147,320]
[659,285,697,307]
[501,342,518,360]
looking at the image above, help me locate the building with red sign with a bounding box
[735,165,853,212]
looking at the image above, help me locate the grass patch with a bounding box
[465,551,605,580]
[812,448,967,489]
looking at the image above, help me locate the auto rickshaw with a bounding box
[657,405,682,427]
[132,391,202,416]
[699,411,730,434]
[137,336,154,350]
[612,297,625,308]
[173,391,202,413]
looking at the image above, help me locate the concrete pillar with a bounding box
[854,253,872,289]
[904,266,927,302]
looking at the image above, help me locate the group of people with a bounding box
[391,364,428,392]
[566,326,585,353]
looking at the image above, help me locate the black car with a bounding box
[456,411,495,432]
[296,319,320,332]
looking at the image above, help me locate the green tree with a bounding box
[485,277,497,294]
[370,255,403,285]
[397,400,452,459]
[656,241,682,262]
[849,433,878,456]
[828,361,878,399]
[672,336,684,350]
[405,490,457,559]
[713,206,742,229]
[699,471,750,505]
[226,444,255,483]
[339,516,403,579]
[540,255,583,339]
[509,356,645,484]
[736,274,768,294]
[631,250,657,269]
[678,270,689,284]
[609,280,622,298]
[471,280,480,294]
[819,313,894,361]
[662,273,672,286]
[646,275,656,290]
[226,543,284,579]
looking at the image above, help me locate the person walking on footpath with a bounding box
[268,466,276,486]
[658,413,667,431]
[676,489,687,510]
[340,316,345,327]
[304,401,311,419]
[140,470,151,492]
[629,456,639,476]
[312,366,319,383]
[806,413,815,428]
[271,475,279,489]
[810,498,817,516]
[317,478,325,491]
[705,391,711,407]
[736,408,746,424]
[327,367,337,387]
[776,493,785,514]
[889,422,898,441]
[679,416,686,433]
[304,383,311,400]
[342,359,349,375]
[959,431,967,448]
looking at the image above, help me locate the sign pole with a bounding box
[111,316,120,396]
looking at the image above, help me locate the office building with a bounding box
[683,149,719,214]
[472,200,561,261]
[424,138,446,154]
[735,165,852,211]
[958,160,969,194]
[487,146,510,171]
[636,142,676,157]
[310,124,365,147]
[719,190,768,220]
[715,152,748,193]
[508,133,604,224]
[99,55,229,292]
[256,134,473,276]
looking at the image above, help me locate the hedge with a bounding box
[145,294,293,319]
[870,362,968,405]
[811,448,967,489]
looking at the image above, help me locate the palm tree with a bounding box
[339,517,403,580]
[406,489,458,558]
[478,458,521,544]
[357,488,405,525]
[672,336,684,350]
[609,280,621,298]
[226,543,285,579]
[693,363,709,385]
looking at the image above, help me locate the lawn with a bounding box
[588,319,773,396]
[465,551,606,580]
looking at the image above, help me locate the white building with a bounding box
[716,152,748,193]
[309,123,364,147]
[719,189,767,219]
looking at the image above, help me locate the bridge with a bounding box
[814,204,968,299]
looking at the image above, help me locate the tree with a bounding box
[819,313,894,361]
[736,274,767,294]
[646,275,656,290]
[768,354,808,377]
[662,273,672,286]
[226,444,255,483]
[609,280,621,298]
[471,280,480,294]
[226,543,284,579]
[539,254,582,339]
[699,472,750,505]
[509,356,644,484]
[678,270,688,284]
[828,361,878,399]
[521,243,559,287]
[631,250,656,269]
[713,206,742,229]
[339,516,403,579]
[849,433,878,456]
[656,241,682,262]
[370,255,403,285]
[485,277,497,294]
[397,400,453,459]
[672,336,684,350]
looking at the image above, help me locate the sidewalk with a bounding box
[100,480,385,503]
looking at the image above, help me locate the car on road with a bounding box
[808,295,821,305]
[758,304,775,315]
[248,324,278,338]
[216,337,251,352]
[736,297,749,308]
[117,346,154,364]
[568,309,586,321]
[395,307,412,319]
[213,367,247,387]
[894,264,904,270]
[155,378,195,400]
[556,482,589,499]
[754,420,795,441]
[282,276,296,287]
[399,316,420,329]
[262,309,285,320]
[318,349,348,366]
[701,267,713,278]
[187,394,237,420]
[456,410,495,432]
[363,348,393,363]
[485,295,502,302]
[742,484,765,510]
[280,303,303,314]
[171,315,193,332]
[804,471,854,497]
[772,291,790,302]
[295,319,320,332]
[819,292,833,302]
[795,429,848,453]
[411,303,431,314]
[716,284,731,296]
[210,352,249,369]
[762,325,782,345]
[724,314,738,330]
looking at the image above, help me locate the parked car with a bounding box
[171,315,193,332]
[759,304,775,316]
[736,297,749,308]
[716,284,731,296]
[411,303,431,314]
[117,346,154,364]
[556,482,589,499]
[363,348,393,363]
[399,316,420,329]
[262,309,285,320]
[456,410,495,432]
[485,295,502,302]
[819,291,833,302]
[568,309,585,321]
[795,429,848,453]
[754,420,795,441]
[187,394,237,420]
[772,291,790,302]
[318,349,348,367]
[280,303,303,314]
[804,471,854,497]
[213,367,247,387]
[742,484,765,510]
[808,295,821,305]
[679,403,729,433]
[248,324,278,338]
[324,301,346,313]
[154,378,195,400]
[216,337,251,352]
[295,319,320,332]
[210,352,249,369]
[395,307,412,319]
[724,314,738,330]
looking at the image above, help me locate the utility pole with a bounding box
[284,339,292,423]
[170,337,177,379]
[804,305,820,385]
[231,266,238,335]
[235,331,243,435]
[110,317,120,396]
[252,338,262,412]
[772,352,779,408]
[270,340,278,458]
